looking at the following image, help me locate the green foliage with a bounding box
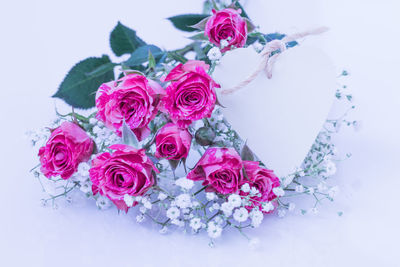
[168,14,209,32]
[124,45,165,67]
[122,120,139,148]
[110,21,146,56]
[53,55,115,109]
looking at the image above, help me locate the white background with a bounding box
[1,0,399,266]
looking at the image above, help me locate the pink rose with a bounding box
[205,8,247,52]
[240,161,280,212]
[95,73,164,141]
[155,123,192,160]
[187,147,243,194]
[38,121,93,179]
[89,144,158,212]
[162,60,220,128]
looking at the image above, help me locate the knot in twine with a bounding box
[220,27,329,95]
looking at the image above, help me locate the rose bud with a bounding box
[38,121,94,180]
[155,123,192,160]
[205,8,248,52]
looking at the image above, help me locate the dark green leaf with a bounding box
[53,55,115,109]
[124,45,165,67]
[110,21,146,56]
[188,32,208,41]
[234,1,250,19]
[168,14,209,32]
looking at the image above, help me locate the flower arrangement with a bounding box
[28,0,357,246]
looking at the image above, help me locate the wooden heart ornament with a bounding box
[212,44,336,177]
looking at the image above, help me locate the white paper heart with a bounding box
[212,44,336,177]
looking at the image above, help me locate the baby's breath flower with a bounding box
[228,194,242,208]
[207,47,222,61]
[288,202,296,212]
[158,192,168,201]
[233,207,249,222]
[206,192,217,201]
[250,209,263,227]
[96,196,111,210]
[295,184,304,193]
[166,207,180,219]
[220,39,229,49]
[190,218,202,231]
[136,214,145,223]
[273,187,285,197]
[307,187,315,195]
[252,41,264,53]
[328,186,339,198]
[123,194,135,207]
[79,181,92,194]
[175,177,194,190]
[220,202,234,217]
[250,187,259,196]
[207,221,222,239]
[175,194,191,209]
[241,183,250,193]
[262,202,274,213]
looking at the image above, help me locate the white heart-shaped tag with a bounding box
[212,45,336,177]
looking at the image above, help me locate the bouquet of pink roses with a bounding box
[28,0,356,246]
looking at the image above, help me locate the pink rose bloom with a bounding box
[240,161,280,212]
[89,144,158,212]
[162,60,220,128]
[95,73,164,141]
[38,121,93,179]
[205,8,247,52]
[155,123,192,160]
[187,147,243,194]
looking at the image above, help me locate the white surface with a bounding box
[213,45,336,177]
[1,0,400,266]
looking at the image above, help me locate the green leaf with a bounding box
[241,143,255,161]
[148,50,156,70]
[122,120,139,148]
[188,32,208,41]
[110,21,146,56]
[53,55,115,109]
[168,14,209,32]
[124,45,165,67]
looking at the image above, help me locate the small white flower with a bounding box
[136,214,145,223]
[250,209,264,227]
[143,200,152,210]
[206,192,217,201]
[323,160,337,177]
[295,184,304,193]
[278,209,286,218]
[262,202,274,213]
[207,47,222,61]
[233,207,249,223]
[317,182,328,192]
[166,207,180,219]
[158,192,168,201]
[281,175,295,188]
[220,39,229,49]
[288,203,296,212]
[77,162,90,177]
[192,201,200,208]
[241,183,250,193]
[89,117,97,125]
[93,126,101,134]
[190,218,202,231]
[250,187,259,196]
[207,222,222,239]
[79,182,92,194]
[328,186,339,198]
[96,196,111,210]
[220,202,234,217]
[212,203,220,210]
[175,177,194,190]
[307,187,315,195]
[272,187,285,197]
[228,194,242,208]
[123,194,135,207]
[139,206,147,214]
[175,194,192,209]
